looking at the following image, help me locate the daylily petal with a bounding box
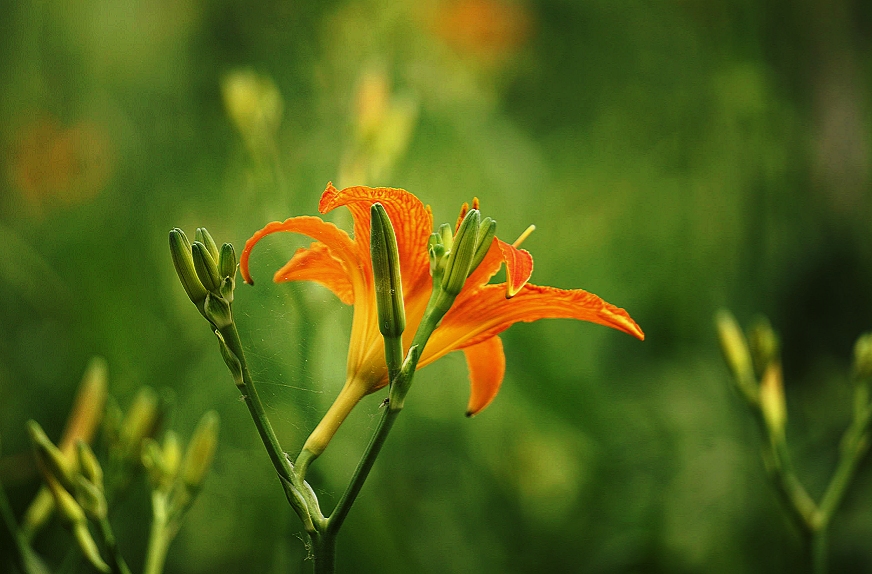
[318,182,433,297]
[496,239,533,298]
[463,336,505,416]
[423,283,644,364]
[465,237,504,289]
[274,242,355,305]
[240,215,358,286]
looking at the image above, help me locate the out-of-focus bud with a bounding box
[715,310,756,399]
[759,362,787,442]
[74,475,107,521]
[370,203,406,338]
[72,521,110,573]
[468,217,496,277]
[76,442,103,489]
[852,333,872,381]
[221,69,283,153]
[215,331,244,388]
[218,243,237,279]
[27,421,76,492]
[59,357,107,456]
[119,387,159,460]
[170,229,208,305]
[195,228,219,261]
[192,241,222,293]
[141,438,166,488]
[204,294,232,329]
[441,209,480,296]
[748,317,779,379]
[162,431,182,480]
[181,411,219,491]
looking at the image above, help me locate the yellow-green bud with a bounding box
[715,310,756,398]
[181,411,220,491]
[141,438,166,488]
[852,333,872,381]
[438,223,454,251]
[162,431,182,480]
[169,229,208,305]
[119,386,159,460]
[370,203,406,338]
[195,228,220,261]
[215,331,244,387]
[748,316,779,379]
[218,242,237,279]
[204,293,232,329]
[441,209,480,296]
[192,241,222,293]
[759,362,787,442]
[72,522,110,573]
[76,441,103,489]
[27,421,76,492]
[467,217,496,277]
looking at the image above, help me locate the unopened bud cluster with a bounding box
[428,209,495,299]
[170,227,237,329]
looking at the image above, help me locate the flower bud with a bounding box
[27,420,76,492]
[852,333,872,381]
[218,242,237,279]
[76,441,103,489]
[195,228,220,261]
[441,209,480,296]
[370,203,406,338]
[715,310,755,397]
[181,411,220,491]
[119,386,159,460]
[468,217,496,277]
[72,521,110,573]
[192,241,222,293]
[748,316,779,379]
[204,293,232,329]
[169,229,208,305]
[141,438,167,488]
[74,475,107,521]
[438,223,454,251]
[162,431,182,480]
[759,362,787,441]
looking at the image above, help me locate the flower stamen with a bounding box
[512,224,536,248]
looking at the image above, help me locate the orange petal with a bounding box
[318,182,433,297]
[463,336,505,416]
[465,237,503,289]
[274,242,355,305]
[424,283,644,361]
[496,239,533,298]
[240,215,357,285]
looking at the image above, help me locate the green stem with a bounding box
[811,528,828,574]
[311,531,337,574]
[143,494,171,574]
[0,476,49,574]
[818,414,871,524]
[98,517,132,574]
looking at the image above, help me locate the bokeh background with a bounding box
[2,0,872,572]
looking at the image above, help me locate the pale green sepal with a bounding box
[204,293,232,329]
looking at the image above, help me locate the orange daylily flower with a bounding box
[241,183,643,455]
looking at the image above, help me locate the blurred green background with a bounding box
[2,0,872,572]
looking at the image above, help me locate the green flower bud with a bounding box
[162,431,182,480]
[181,411,220,491]
[169,229,208,305]
[195,228,220,261]
[715,310,756,400]
[759,363,786,442]
[468,217,496,277]
[441,209,480,296]
[27,420,76,492]
[748,316,779,379]
[204,293,232,329]
[72,521,110,573]
[119,386,159,461]
[192,241,222,293]
[429,241,446,276]
[215,331,244,388]
[370,203,406,338]
[218,242,237,279]
[220,276,235,303]
[438,223,454,251]
[852,333,872,381]
[141,438,166,488]
[76,441,103,489]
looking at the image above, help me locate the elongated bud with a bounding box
[441,209,480,296]
[438,223,454,251]
[759,362,787,441]
[181,411,219,490]
[218,243,237,279]
[204,293,232,329]
[72,522,110,573]
[170,229,208,305]
[748,317,779,379]
[370,203,406,338]
[853,333,872,381]
[195,228,220,261]
[49,478,86,525]
[119,386,159,460]
[27,421,76,492]
[192,241,222,293]
[162,431,182,480]
[715,310,756,399]
[76,442,103,489]
[215,331,244,387]
[141,438,167,488]
[468,217,496,277]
